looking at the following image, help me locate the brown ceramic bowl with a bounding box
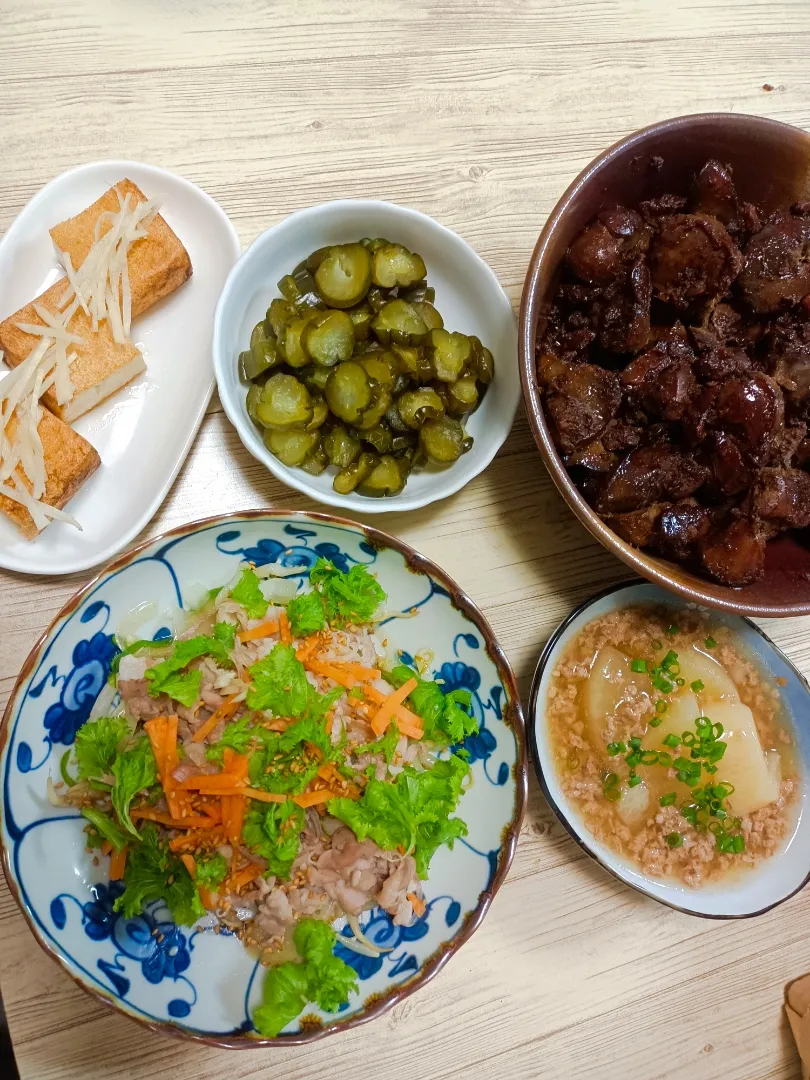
[519,112,810,617]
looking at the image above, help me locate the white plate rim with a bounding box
[212,198,520,513]
[0,159,241,577]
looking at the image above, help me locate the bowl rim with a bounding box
[518,111,810,618]
[212,198,520,514]
[527,577,810,919]
[0,507,528,1047]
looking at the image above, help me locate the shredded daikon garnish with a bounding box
[0,332,82,533]
[56,188,158,343]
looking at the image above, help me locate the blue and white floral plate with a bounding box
[0,511,527,1046]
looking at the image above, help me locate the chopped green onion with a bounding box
[625,752,642,768]
[640,750,660,765]
[666,624,680,637]
[662,734,681,748]
[661,650,678,669]
[630,659,648,673]
[705,636,717,649]
[606,742,625,756]
[652,676,674,693]
[657,751,672,767]
[659,793,677,807]
[691,680,705,692]
[628,775,643,788]
[649,717,662,728]
[675,677,685,686]
[655,700,668,714]
[602,773,621,802]
[652,640,663,651]
[629,737,642,750]
[60,750,78,788]
[666,833,683,848]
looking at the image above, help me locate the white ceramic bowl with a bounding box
[212,201,519,512]
[529,581,810,919]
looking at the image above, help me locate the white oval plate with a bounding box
[0,160,241,576]
[213,200,519,513]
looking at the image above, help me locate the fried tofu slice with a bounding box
[0,283,145,423]
[0,408,100,539]
[50,178,192,319]
[0,178,191,423]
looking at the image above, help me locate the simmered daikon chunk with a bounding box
[650,691,700,745]
[585,646,650,745]
[706,702,780,816]
[676,645,740,703]
[617,779,650,826]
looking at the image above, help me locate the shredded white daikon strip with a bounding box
[0,331,82,532]
[55,188,158,343]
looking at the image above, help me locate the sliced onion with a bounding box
[259,578,299,604]
[114,600,157,644]
[88,681,118,723]
[346,913,393,954]
[370,608,418,623]
[334,933,382,958]
[47,776,67,807]
[253,562,309,579]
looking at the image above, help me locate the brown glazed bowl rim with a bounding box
[0,508,527,1048]
[518,112,810,618]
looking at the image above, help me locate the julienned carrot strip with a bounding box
[279,609,291,645]
[223,748,250,780]
[144,715,192,818]
[178,775,248,791]
[293,788,337,808]
[364,684,423,726]
[191,697,240,743]
[199,802,223,823]
[325,661,382,680]
[200,786,286,803]
[180,853,197,878]
[222,791,246,845]
[169,828,226,853]
[396,720,424,741]
[317,763,336,782]
[295,636,321,663]
[407,892,426,917]
[131,808,219,829]
[109,846,128,880]
[237,619,279,643]
[370,678,418,736]
[305,659,356,689]
[228,863,263,892]
[199,887,216,910]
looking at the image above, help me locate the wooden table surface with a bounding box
[2,1,810,1077]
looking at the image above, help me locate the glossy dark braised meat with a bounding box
[538,158,810,587]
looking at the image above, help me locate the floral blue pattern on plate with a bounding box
[1,512,525,1045]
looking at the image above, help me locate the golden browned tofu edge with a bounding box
[0,409,101,539]
[0,279,142,421]
[49,178,192,319]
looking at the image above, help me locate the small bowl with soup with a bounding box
[530,581,809,917]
